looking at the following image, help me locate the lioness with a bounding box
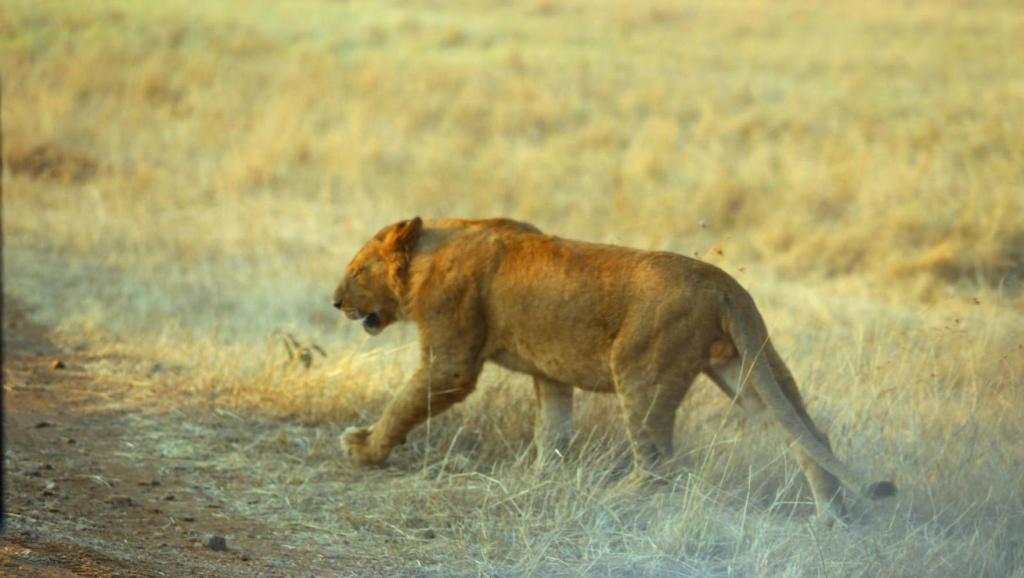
[333,217,895,521]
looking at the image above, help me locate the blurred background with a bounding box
[4,0,1022,345]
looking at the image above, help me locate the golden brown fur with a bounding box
[332,217,895,522]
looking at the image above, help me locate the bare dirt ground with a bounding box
[2,302,399,578]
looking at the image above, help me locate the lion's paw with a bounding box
[340,426,382,466]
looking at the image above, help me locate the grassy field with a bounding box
[3,0,1023,575]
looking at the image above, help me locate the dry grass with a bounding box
[3,0,1023,576]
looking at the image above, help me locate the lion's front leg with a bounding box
[342,360,482,466]
[533,377,574,463]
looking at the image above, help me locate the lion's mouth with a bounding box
[342,307,384,335]
[362,312,382,333]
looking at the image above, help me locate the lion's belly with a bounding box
[489,349,542,375]
[487,342,616,393]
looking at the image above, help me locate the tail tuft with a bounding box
[864,480,897,499]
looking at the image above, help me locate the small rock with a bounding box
[163,494,176,501]
[51,360,65,370]
[239,552,251,562]
[138,480,161,487]
[181,516,196,522]
[65,438,76,445]
[106,495,133,507]
[204,534,227,552]
[34,421,54,429]
[27,465,51,476]
[419,529,436,540]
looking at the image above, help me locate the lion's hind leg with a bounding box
[610,372,696,478]
[533,377,574,463]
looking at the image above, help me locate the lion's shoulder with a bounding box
[415,218,543,256]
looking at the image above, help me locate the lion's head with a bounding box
[332,217,423,335]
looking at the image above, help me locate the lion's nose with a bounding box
[333,298,343,310]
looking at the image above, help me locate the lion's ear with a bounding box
[385,217,423,254]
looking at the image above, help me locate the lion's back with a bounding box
[426,218,541,236]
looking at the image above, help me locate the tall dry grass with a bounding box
[3,0,1023,575]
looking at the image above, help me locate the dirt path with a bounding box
[1,302,389,577]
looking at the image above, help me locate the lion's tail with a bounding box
[721,292,897,500]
